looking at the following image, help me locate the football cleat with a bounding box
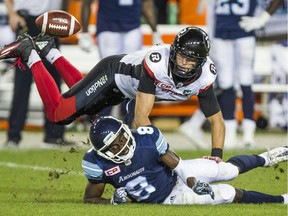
[0,33,35,62]
[260,145,288,166]
[34,33,57,57]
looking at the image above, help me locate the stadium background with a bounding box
[0,0,287,149]
[0,2,286,214]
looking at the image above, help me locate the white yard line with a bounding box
[0,161,84,176]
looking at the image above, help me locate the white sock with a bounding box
[259,152,270,167]
[281,194,288,204]
[45,48,63,64]
[242,119,256,145]
[187,109,206,128]
[27,50,41,68]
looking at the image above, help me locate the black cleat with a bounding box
[0,33,35,62]
[34,33,57,57]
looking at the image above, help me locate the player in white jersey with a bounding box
[0,27,225,159]
[82,116,288,205]
[0,0,14,46]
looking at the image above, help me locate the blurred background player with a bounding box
[153,0,168,24]
[0,0,15,128]
[78,0,162,126]
[3,0,71,148]
[0,0,15,75]
[179,0,284,149]
[0,0,14,47]
[254,0,288,130]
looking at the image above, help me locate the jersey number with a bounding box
[215,0,250,15]
[125,176,156,201]
[119,0,133,6]
[137,127,154,135]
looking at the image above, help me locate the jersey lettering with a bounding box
[119,0,133,6]
[157,82,174,90]
[105,166,121,176]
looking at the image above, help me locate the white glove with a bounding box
[239,11,271,32]
[78,32,95,52]
[110,187,127,205]
[152,31,163,45]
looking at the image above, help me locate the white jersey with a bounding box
[115,44,217,101]
[13,0,62,16]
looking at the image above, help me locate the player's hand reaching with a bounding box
[78,32,95,52]
[110,187,127,205]
[192,180,215,200]
[239,11,271,32]
[202,156,222,163]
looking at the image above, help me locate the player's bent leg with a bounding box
[29,60,78,123]
[34,34,84,87]
[53,56,84,87]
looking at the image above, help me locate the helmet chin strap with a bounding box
[124,159,132,166]
[172,68,202,88]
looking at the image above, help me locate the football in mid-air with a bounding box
[35,10,81,38]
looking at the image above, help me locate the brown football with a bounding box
[35,10,81,38]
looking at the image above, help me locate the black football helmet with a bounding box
[169,26,210,84]
[89,116,136,165]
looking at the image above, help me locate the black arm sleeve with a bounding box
[197,85,221,118]
[137,61,156,94]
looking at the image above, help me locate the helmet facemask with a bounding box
[169,46,205,79]
[96,123,136,166]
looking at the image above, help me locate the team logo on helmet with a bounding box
[149,52,161,63]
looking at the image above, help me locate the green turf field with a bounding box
[0,148,287,215]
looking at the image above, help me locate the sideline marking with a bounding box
[0,161,84,176]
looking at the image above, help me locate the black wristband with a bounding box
[211,148,223,159]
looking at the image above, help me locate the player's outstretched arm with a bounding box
[207,111,225,158]
[83,182,111,204]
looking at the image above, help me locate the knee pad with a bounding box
[212,184,236,204]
